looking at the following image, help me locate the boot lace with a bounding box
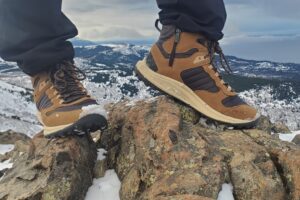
[197,38,234,91]
[50,61,89,104]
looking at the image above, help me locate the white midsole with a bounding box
[43,123,73,136]
[37,112,73,136]
[136,59,260,125]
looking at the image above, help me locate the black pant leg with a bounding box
[156,0,227,41]
[0,0,78,76]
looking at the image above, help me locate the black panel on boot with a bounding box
[181,67,219,93]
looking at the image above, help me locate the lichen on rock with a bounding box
[1,96,299,200]
[0,133,96,200]
[100,96,300,200]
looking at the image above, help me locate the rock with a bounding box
[243,129,300,200]
[256,116,291,134]
[0,134,97,200]
[91,130,102,144]
[271,133,282,142]
[177,102,200,124]
[0,170,5,178]
[94,159,107,178]
[0,96,298,200]
[292,135,300,145]
[0,131,33,164]
[0,130,31,144]
[272,121,291,134]
[256,115,275,134]
[100,96,300,200]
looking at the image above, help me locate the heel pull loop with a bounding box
[169,28,181,67]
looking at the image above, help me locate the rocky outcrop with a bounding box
[255,116,291,134]
[0,96,299,200]
[100,96,300,200]
[0,133,96,200]
[0,130,31,145]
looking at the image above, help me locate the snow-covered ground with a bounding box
[240,86,300,131]
[0,79,42,136]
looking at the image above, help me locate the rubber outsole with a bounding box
[44,114,108,138]
[135,59,260,129]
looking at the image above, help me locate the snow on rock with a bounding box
[0,145,14,172]
[85,170,121,200]
[217,183,235,200]
[97,148,107,161]
[279,131,300,142]
[0,144,14,155]
[0,159,13,171]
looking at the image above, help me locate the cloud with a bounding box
[81,27,146,41]
[63,0,153,13]
[224,0,300,18]
[60,0,299,62]
[62,0,158,41]
[222,34,300,63]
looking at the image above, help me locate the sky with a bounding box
[62,0,300,63]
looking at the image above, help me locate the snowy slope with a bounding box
[0,43,299,135]
[0,80,41,137]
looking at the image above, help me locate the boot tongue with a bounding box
[158,25,176,42]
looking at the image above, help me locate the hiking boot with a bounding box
[136,24,260,127]
[31,61,108,138]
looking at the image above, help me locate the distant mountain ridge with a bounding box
[2,40,300,81]
[1,42,299,98]
[72,40,300,81]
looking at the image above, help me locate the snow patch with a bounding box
[279,131,300,142]
[85,170,121,200]
[97,149,107,161]
[218,183,235,200]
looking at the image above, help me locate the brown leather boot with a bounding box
[31,61,107,138]
[136,25,260,127]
